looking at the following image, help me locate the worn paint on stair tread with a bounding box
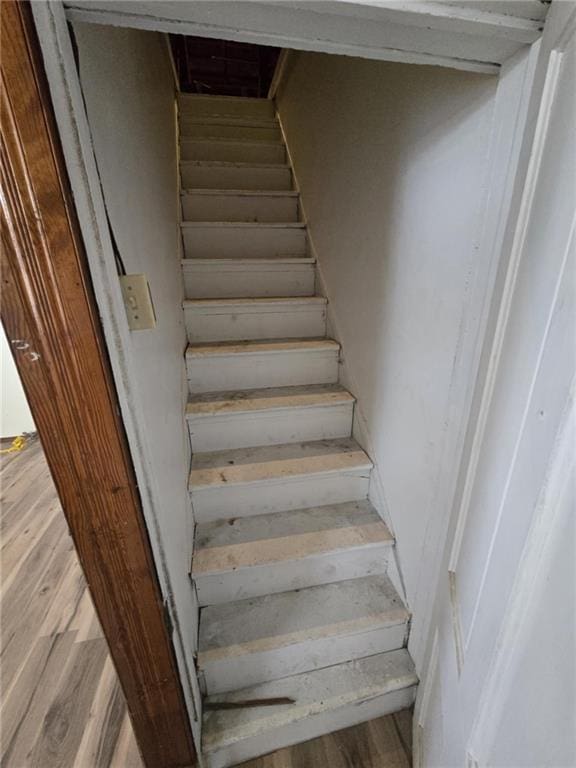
[180,116,279,127]
[190,438,372,488]
[181,138,284,147]
[193,522,390,574]
[182,189,300,197]
[183,257,314,266]
[182,221,306,228]
[183,257,312,266]
[184,296,326,308]
[199,575,408,661]
[194,501,385,548]
[202,650,417,750]
[200,613,407,664]
[182,160,289,169]
[200,575,405,649]
[187,337,339,357]
[187,384,353,417]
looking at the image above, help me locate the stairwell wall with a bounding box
[72,22,198,713]
[277,51,498,659]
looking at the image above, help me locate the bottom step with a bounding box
[202,649,417,768]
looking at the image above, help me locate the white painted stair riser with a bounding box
[181,162,291,191]
[181,223,306,259]
[180,139,285,164]
[178,94,275,120]
[186,343,340,393]
[182,259,314,299]
[187,402,354,452]
[184,299,326,343]
[190,470,370,523]
[180,121,281,142]
[181,191,298,223]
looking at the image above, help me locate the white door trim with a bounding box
[402,40,540,668]
[448,5,576,669]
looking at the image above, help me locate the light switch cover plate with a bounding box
[120,274,156,330]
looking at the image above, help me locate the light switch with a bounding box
[120,274,156,330]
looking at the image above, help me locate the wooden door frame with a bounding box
[0,4,196,767]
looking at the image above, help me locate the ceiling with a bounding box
[64,0,551,75]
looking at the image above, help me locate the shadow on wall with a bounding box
[277,51,497,613]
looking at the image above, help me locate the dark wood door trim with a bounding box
[0,4,196,766]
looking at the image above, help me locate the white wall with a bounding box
[415,7,576,763]
[73,22,198,719]
[0,324,35,438]
[487,471,575,768]
[277,52,497,636]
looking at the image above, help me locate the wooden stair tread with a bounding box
[187,384,353,418]
[182,257,314,266]
[181,221,305,228]
[189,437,372,490]
[198,574,408,663]
[182,258,312,266]
[192,500,390,576]
[202,649,417,753]
[186,338,339,358]
[180,116,279,127]
[181,160,288,169]
[181,189,299,197]
[184,296,325,309]
[179,93,272,103]
[181,137,283,146]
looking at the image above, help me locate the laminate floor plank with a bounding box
[74,656,127,768]
[1,631,78,768]
[109,714,145,768]
[28,638,109,768]
[237,710,413,768]
[392,709,413,760]
[1,530,74,696]
[0,635,61,757]
[1,498,61,590]
[0,440,143,768]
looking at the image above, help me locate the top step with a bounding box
[179,93,276,121]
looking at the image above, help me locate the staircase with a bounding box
[180,93,417,768]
